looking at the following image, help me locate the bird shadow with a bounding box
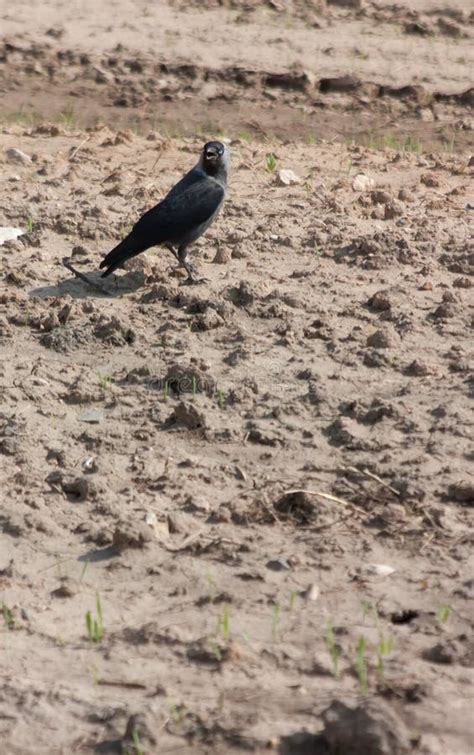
[278,732,329,755]
[28,264,146,301]
[94,739,122,754]
[78,546,119,563]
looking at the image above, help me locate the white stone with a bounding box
[352,173,375,192]
[0,227,25,245]
[364,563,396,577]
[6,147,32,165]
[277,169,302,186]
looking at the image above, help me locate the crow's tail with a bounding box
[99,232,148,278]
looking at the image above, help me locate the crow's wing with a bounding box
[133,175,225,244]
[100,171,225,277]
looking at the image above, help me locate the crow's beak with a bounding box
[205,148,219,161]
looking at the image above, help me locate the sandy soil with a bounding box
[1,0,473,147]
[0,1,473,754]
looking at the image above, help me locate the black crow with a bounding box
[99,140,229,283]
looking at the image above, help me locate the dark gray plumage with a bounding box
[99,140,230,282]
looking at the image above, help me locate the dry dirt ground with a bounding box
[0,1,473,754]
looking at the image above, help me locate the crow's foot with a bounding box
[181,274,209,286]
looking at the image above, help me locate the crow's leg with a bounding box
[177,244,203,284]
[165,243,203,282]
[165,243,180,264]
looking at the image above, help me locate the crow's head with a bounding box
[201,141,230,181]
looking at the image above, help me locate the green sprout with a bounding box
[1,603,15,630]
[239,130,251,143]
[288,590,297,613]
[325,620,341,676]
[265,152,277,172]
[79,560,89,583]
[376,633,393,686]
[271,602,281,642]
[168,701,185,724]
[216,603,231,641]
[97,371,113,391]
[58,103,77,128]
[403,135,423,153]
[436,604,451,625]
[361,600,375,623]
[355,636,368,693]
[127,728,144,755]
[85,593,104,643]
[217,388,226,410]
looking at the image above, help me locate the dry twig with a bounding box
[284,488,366,516]
[68,135,90,161]
[345,466,401,497]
